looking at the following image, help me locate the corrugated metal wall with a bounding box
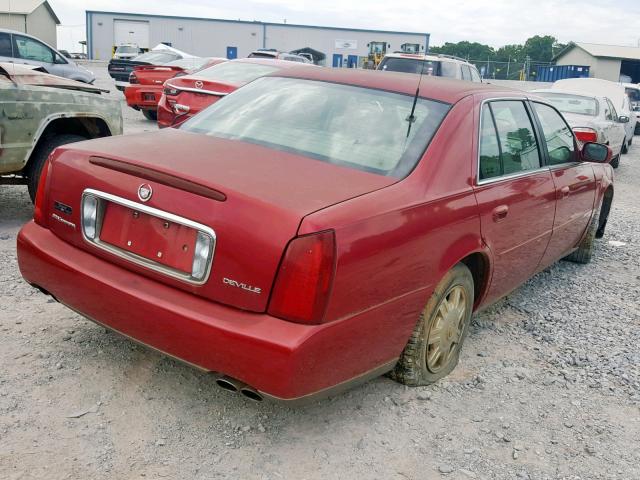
[87,11,428,65]
[25,3,57,47]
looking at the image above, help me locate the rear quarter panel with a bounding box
[299,95,486,362]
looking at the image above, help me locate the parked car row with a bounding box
[15,62,618,403]
[533,77,637,168]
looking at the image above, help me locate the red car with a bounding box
[157,58,311,128]
[125,58,227,121]
[18,68,614,403]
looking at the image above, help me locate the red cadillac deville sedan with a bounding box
[157,58,312,128]
[17,68,614,403]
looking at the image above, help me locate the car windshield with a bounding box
[380,58,442,76]
[194,62,279,85]
[181,77,450,177]
[117,46,138,53]
[134,52,179,64]
[536,92,598,116]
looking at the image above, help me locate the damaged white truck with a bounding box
[0,63,122,201]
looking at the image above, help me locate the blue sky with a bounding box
[50,0,640,51]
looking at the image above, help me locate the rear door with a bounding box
[604,98,625,153]
[473,100,556,304]
[531,102,596,268]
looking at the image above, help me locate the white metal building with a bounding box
[554,42,640,83]
[0,0,60,47]
[86,11,429,67]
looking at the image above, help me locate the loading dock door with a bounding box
[114,20,150,49]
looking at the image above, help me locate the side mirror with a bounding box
[618,115,630,123]
[581,142,612,163]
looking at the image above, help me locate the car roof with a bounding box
[270,67,513,104]
[532,88,605,101]
[231,57,315,69]
[383,52,470,64]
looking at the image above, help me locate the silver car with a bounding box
[0,28,95,83]
[532,89,627,168]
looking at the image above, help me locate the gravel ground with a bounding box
[1,65,639,480]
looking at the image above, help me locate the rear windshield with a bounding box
[194,62,279,85]
[536,92,599,116]
[247,52,277,59]
[380,57,440,75]
[166,58,209,70]
[117,46,138,53]
[181,77,450,177]
[134,52,179,64]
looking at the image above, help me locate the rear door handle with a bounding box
[559,186,570,199]
[492,205,509,222]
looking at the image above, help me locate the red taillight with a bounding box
[33,157,52,226]
[129,72,138,84]
[268,230,336,325]
[573,127,598,144]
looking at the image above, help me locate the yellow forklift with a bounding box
[366,41,389,69]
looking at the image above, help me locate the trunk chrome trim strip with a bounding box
[80,188,216,286]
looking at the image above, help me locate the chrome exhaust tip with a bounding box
[216,376,244,392]
[239,387,263,402]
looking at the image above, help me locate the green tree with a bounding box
[522,35,558,62]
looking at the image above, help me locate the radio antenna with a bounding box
[405,50,428,138]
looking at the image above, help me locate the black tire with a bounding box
[142,109,158,121]
[564,209,600,264]
[27,134,86,203]
[390,263,474,386]
[635,123,640,136]
[610,154,620,169]
[595,193,613,239]
[621,140,628,154]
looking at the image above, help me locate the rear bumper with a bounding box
[17,222,399,401]
[124,85,162,110]
[157,96,191,129]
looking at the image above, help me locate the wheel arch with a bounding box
[23,114,113,173]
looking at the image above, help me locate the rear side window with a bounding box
[470,67,481,83]
[461,65,471,81]
[440,61,458,78]
[479,101,541,180]
[0,32,12,57]
[533,103,577,165]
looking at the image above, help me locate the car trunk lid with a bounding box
[44,129,395,312]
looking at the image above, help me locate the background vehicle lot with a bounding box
[1,63,639,479]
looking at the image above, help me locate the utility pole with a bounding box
[525,55,531,81]
[506,56,511,79]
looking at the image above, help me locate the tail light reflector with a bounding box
[268,231,336,325]
[33,158,52,226]
[573,127,598,144]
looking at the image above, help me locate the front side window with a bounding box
[605,99,618,121]
[479,101,541,180]
[533,103,576,165]
[182,77,450,177]
[14,35,53,63]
